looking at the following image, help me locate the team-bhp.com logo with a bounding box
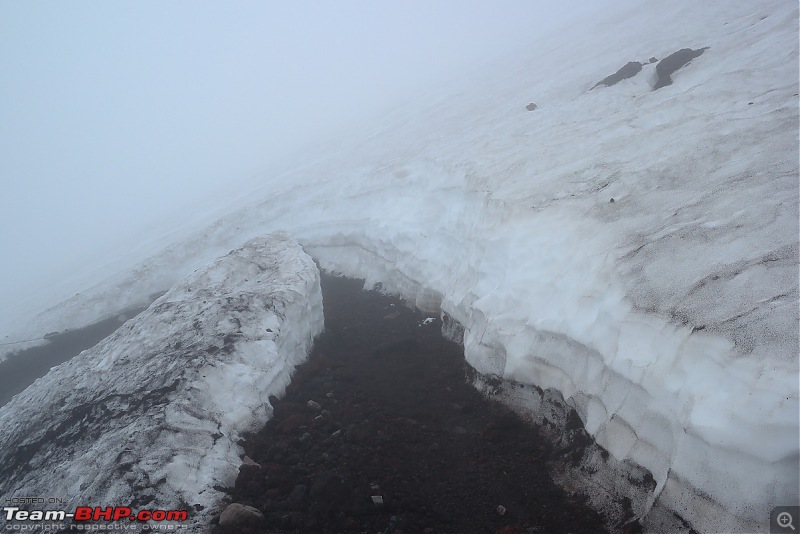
[3,506,188,531]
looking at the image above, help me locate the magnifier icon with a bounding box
[778,511,796,531]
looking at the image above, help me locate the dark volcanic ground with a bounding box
[213,274,610,533]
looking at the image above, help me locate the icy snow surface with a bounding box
[0,234,323,529]
[1,0,798,532]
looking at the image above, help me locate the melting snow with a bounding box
[0,234,323,529]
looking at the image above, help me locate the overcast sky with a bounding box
[0,1,602,324]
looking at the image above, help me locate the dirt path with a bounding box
[213,274,610,533]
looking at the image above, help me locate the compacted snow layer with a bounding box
[1,1,798,532]
[0,234,324,529]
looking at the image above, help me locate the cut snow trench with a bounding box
[302,234,797,534]
[222,273,619,532]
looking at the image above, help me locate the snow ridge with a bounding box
[0,234,324,529]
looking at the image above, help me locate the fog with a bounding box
[0,1,603,332]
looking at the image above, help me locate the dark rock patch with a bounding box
[653,47,709,90]
[648,57,658,64]
[622,518,644,534]
[526,102,538,111]
[592,61,643,89]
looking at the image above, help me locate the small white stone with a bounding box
[242,455,260,467]
[219,503,263,528]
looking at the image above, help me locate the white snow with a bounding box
[0,234,323,529]
[0,0,797,532]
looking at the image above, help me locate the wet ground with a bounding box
[213,274,610,533]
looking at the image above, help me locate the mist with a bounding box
[0,1,605,331]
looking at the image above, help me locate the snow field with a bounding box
[0,1,796,532]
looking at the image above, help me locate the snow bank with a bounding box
[1,1,797,532]
[0,234,323,529]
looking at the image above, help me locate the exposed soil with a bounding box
[213,274,610,533]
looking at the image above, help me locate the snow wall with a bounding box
[0,234,324,530]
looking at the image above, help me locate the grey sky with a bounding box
[0,1,600,320]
